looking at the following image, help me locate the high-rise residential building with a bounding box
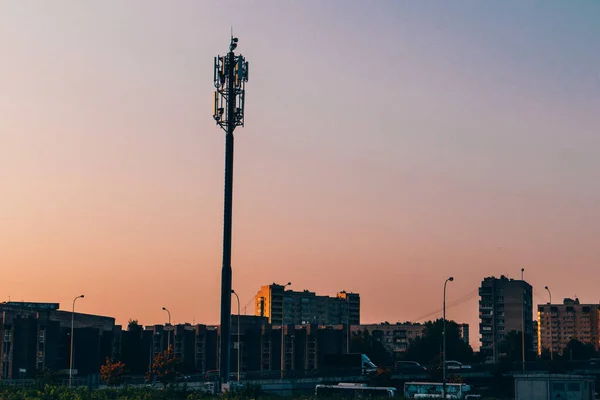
[479,275,533,363]
[254,284,360,326]
[537,298,600,356]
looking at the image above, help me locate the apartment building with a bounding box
[354,322,470,357]
[533,320,539,355]
[458,323,470,345]
[479,275,533,363]
[258,323,348,375]
[0,302,116,379]
[537,298,600,355]
[254,284,360,325]
[352,323,425,356]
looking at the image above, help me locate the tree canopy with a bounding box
[403,319,473,366]
[100,358,126,386]
[562,338,597,361]
[498,330,536,363]
[121,319,148,375]
[351,329,393,366]
[148,346,179,389]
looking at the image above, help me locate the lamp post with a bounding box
[281,282,291,379]
[162,307,171,349]
[521,268,525,373]
[69,294,84,388]
[443,277,454,400]
[231,290,241,382]
[545,286,553,361]
[214,36,249,386]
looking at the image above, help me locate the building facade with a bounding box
[0,302,353,380]
[353,323,425,356]
[532,320,539,355]
[257,323,348,377]
[354,322,470,357]
[458,323,470,345]
[134,318,349,378]
[479,275,533,363]
[0,302,116,380]
[537,298,600,356]
[254,284,360,326]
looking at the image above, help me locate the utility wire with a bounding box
[411,289,479,322]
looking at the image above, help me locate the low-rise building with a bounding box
[0,302,116,379]
[352,323,425,356]
[353,322,470,357]
[515,374,595,400]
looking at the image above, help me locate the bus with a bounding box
[316,383,397,398]
[404,382,473,399]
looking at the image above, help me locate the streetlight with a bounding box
[162,307,171,349]
[281,282,291,379]
[69,294,84,388]
[231,290,241,382]
[521,268,525,373]
[545,286,553,361]
[442,277,454,400]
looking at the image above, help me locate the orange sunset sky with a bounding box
[1,1,599,348]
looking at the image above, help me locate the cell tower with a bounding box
[213,36,249,385]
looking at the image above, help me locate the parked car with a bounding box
[394,361,427,374]
[446,360,472,370]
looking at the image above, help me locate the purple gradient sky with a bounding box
[1,1,599,348]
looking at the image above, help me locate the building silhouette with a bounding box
[458,323,470,345]
[479,275,533,363]
[120,316,350,378]
[0,302,355,380]
[354,322,469,358]
[254,284,360,325]
[0,302,116,380]
[537,298,600,355]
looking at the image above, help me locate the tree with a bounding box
[404,319,473,366]
[562,338,597,361]
[100,358,126,386]
[350,329,393,366]
[35,367,59,387]
[121,319,147,375]
[540,348,551,361]
[149,345,179,389]
[127,319,141,331]
[370,367,393,387]
[498,330,535,363]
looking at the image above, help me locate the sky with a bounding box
[1,1,599,349]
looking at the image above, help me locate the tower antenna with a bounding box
[213,36,249,389]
